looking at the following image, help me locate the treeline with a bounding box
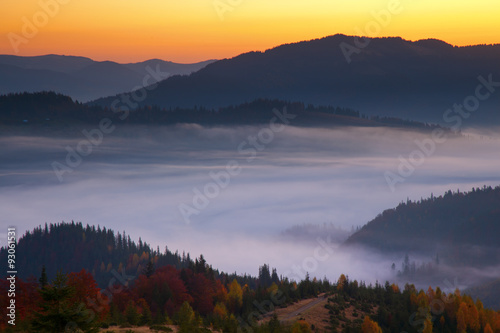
[0,221,192,288]
[0,222,332,332]
[0,92,103,124]
[0,92,444,130]
[0,262,331,332]
[3,269,500,332]
[1,223,500,332]
[0,222,297,291]
[328,275,500,333]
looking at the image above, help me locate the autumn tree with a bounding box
[362,316,382,333]
[467,302,481,333]
[213,302,228,319]
[227,279,243,313]
[0,276,40,331]
[132,265,192,317]
[422,318,433,333]
[214,279,228,303]
[291,319,311,333]
[67,269,108,321]
[337,274,347,291]
[457,302,468,333]
[484,323,494,333]
[188,273,215,315]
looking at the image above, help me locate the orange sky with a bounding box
[1,0,499,63]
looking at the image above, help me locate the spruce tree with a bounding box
[39,265,48,288]
[31,271,99,333]
[125,301,140,326]
[143,260,155,278]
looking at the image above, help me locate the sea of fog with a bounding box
[1,124,500,285]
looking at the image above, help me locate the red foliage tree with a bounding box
[188,273,215,315]
[0,277,40,329]
[67,269,109,321]
[132,265,192,317]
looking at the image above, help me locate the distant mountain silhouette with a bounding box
[0,54,216,102]
[91,34,500,125]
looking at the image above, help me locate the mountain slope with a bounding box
[344,186,500,267]
[91,34,500,125]
[466,279,500,310]
[0,54,216,102]
[0,221,190,287]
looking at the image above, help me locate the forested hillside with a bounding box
[0,92,447,130]
[2,261,500,332]
[2,222,500,332]
[0,223,332,332]
[345,186,500,267]
[0,222,192,288]
[327,275,500,333]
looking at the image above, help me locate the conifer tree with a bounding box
[177,301,199,333]
[31,271,99,333]
[39,265,48,288]
[143,260,155,278]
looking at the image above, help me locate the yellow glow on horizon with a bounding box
[1,0,499,63]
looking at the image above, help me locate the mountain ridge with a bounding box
[90,34,500,126]
[0,54,216,102]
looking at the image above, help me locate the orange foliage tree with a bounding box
[362,316,382,333]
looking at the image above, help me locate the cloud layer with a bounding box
[1,124,499,283]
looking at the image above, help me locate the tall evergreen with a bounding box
[31,271,99,333]
[39,265,48,288]
[143,260,155,278]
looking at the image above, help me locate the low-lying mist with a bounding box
[1,124,500,289]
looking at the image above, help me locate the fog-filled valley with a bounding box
[3,0,500,330]
[2,123,499,293]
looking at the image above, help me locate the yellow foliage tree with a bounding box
[439,315,445,327]
[337,274,347,291]
[267,282,279,294]
[228,279,243,312]
[361,316,382,333]
[417,290,429,308]
[132,253,140,267]
[291,320,311,333]
[422,318,433,333]
[140,251,149,262]
[213,302,227,319]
